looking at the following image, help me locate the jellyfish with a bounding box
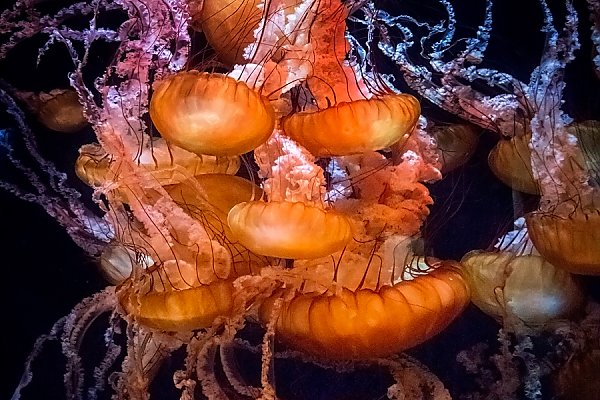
[430,124,480,174]
[461,219,586,332]
[75,138,240,188]
[13,88,87,133]
[259,258,470,360]
[149,71,275,156]
[281,93,421,157]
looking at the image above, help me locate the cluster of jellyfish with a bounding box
[1,0,600,398]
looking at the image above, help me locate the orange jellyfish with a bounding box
[16,88,87,133]
[282,94,421,157]
[188,0,262,65]
[488,128,541,195]
[119,273,236,332]
[259,257,470,360]
[488,121,596,195]
[461,250,585,329]
[522,118,600,275]
[149,71,275,156]
[118,173,268,331]
[430,123,480,174]
[75,138,240,188]
[227,200,353,259]
[526,208,600,275]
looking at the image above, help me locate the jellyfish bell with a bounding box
[282,94,421,157]
[16,88,87,133]
[461,250,586,329]
[488,131,541,195]
[430,123,480,174]
[259,258,470,360]
[167,173,264,223]
[526,208,600,275]
[75,139,240,188]
[189,0,263,65]
[490,121,598,195]
[117,239,242,332]
[227,200,353,259]
[149,71,275,156]
[119,275,236,332]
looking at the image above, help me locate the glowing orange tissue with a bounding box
[150,71,275,156]
[227,201,353,259]
[190,0,262,65]
[282,94,421,157]
[120,278,235,332]
[260,260,470,360]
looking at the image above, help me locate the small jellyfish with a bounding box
[488,130,540,195]
[149,71,275,156]
[489,121,597,195]
[75,138,240,188]
[430,123,480,174]
[99,242,153,285]
[526,208,600,275]
[16,88,87,133]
